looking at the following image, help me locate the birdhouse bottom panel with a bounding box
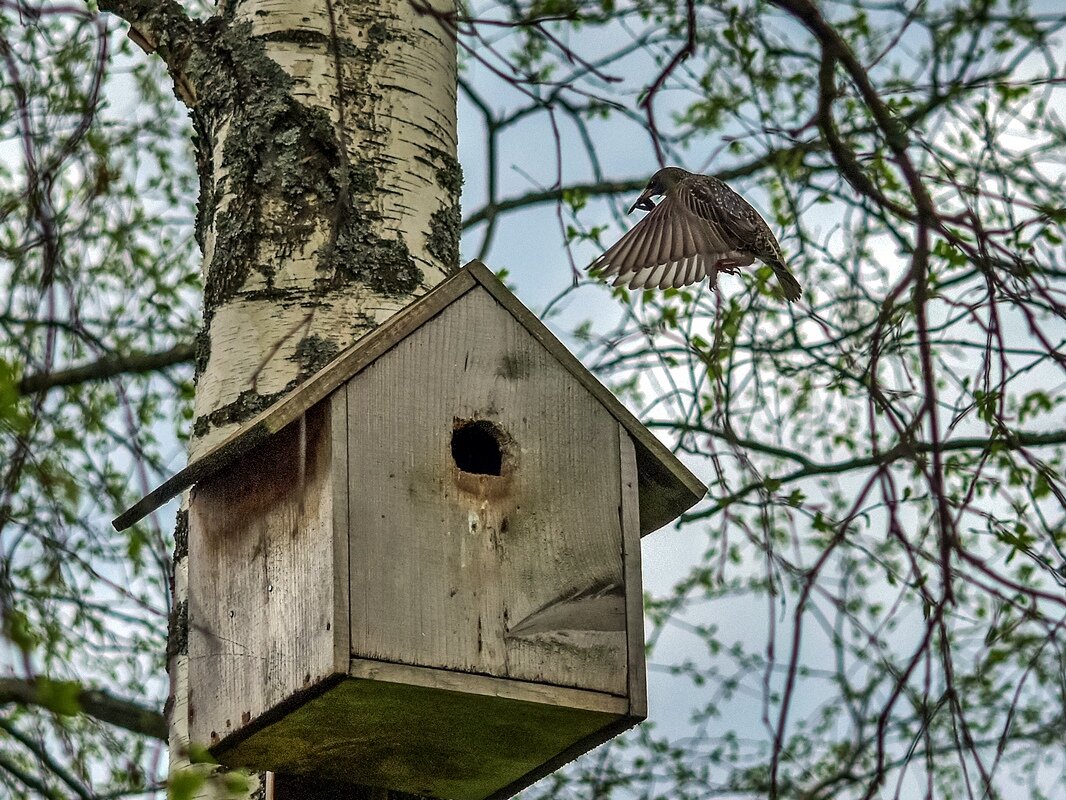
[211,671,635,800]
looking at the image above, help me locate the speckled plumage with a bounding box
[590,167,802,302]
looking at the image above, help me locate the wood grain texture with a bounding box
[346,287,627,695]
[347,658,628,714]
[619,428,648,719]
[329,391,350,675]
[187,403,342,748]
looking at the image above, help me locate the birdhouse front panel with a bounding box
[345,287,629,697]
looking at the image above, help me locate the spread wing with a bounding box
[589,194,752,290]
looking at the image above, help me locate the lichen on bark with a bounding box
[190,20,427,326]
[291,334,341,376]
[427,203,461,271]
[173,508,189,563]
[192,386,289,438]
[167,599,188,661]
[111,0,458,446]
[316,161,422,296]
[193,325,211,380]
[426,149,463,271]
[432,148,463,196]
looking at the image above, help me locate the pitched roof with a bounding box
[114,260,705,534]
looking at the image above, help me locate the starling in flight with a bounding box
[590,167,802,302]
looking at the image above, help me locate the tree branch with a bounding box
[461,140,827,229]
[96,0,202,104]
[18,342,195,395]
[638,0,696,164]
[815,51,911,219]
[0,751,60,800]
[770,0,937,222]
[681,428,1066,520]
[0,677,166,741]
[0,718,93,800]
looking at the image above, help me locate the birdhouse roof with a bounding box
[114,260,705,533]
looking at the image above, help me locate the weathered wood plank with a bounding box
[329,390,350,675]
[187,404,342,748]
[619,427,648,719]
[346,287,627,695]
[347,658,628,715]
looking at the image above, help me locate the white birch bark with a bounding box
[191,0,459,456]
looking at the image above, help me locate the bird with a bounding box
[589,166,802,302]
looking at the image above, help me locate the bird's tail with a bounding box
[769,258,802,302]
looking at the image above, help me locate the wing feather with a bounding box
[594,216,649,276]
[590,193,739,290]
[659,261,676,290]
[690,256,703,284]
[634,207,667,271]
[676,257,693,288]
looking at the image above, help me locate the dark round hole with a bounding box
[451,420,503,476]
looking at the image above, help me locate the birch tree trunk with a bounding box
[99,0,459,796]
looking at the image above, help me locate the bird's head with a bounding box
[629,166,691,213]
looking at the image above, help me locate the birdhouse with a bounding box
[115,260,704,800]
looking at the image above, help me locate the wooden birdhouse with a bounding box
[115,260,704,800]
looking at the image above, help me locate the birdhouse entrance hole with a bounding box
[451,420,504,476]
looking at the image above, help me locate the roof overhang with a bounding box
[114,261,705,535]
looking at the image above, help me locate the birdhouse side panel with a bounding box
[617,425,648,719]
[188,398,348,749]
[345,287,627,696]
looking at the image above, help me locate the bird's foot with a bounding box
[712,259,742,276]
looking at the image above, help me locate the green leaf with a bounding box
[35,678,83,716]
[0,357,28,433]
[168,770,206,800]
[3,608,38,653]
[561,187,588,212]
[187,743,217,765]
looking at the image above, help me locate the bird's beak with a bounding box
[628,190,656,214]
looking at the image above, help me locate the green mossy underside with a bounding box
[214,677,620,800]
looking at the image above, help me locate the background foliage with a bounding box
[2,0,1064,798]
